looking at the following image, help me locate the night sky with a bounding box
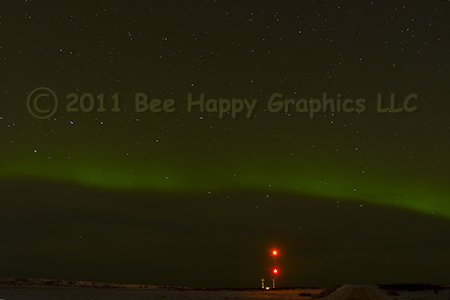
[1,0,449,288]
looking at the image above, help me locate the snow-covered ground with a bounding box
[0,287,319,300]
[0,283,448,300]
[316,284,448,300]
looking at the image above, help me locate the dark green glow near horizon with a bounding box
[1,149,448,220]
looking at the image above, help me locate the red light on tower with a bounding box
[272,268,279,275]
[272,250,278,256]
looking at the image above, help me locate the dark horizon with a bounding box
[2,179,450,288]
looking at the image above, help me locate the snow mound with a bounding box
[317,284,403,300]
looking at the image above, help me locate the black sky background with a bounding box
[0,0,449,288]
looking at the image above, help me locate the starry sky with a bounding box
[1,0,449,288]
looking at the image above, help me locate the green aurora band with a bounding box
[1,147,447,220]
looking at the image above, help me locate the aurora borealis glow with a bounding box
[1,0,450,289]
[2,142,449,219]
